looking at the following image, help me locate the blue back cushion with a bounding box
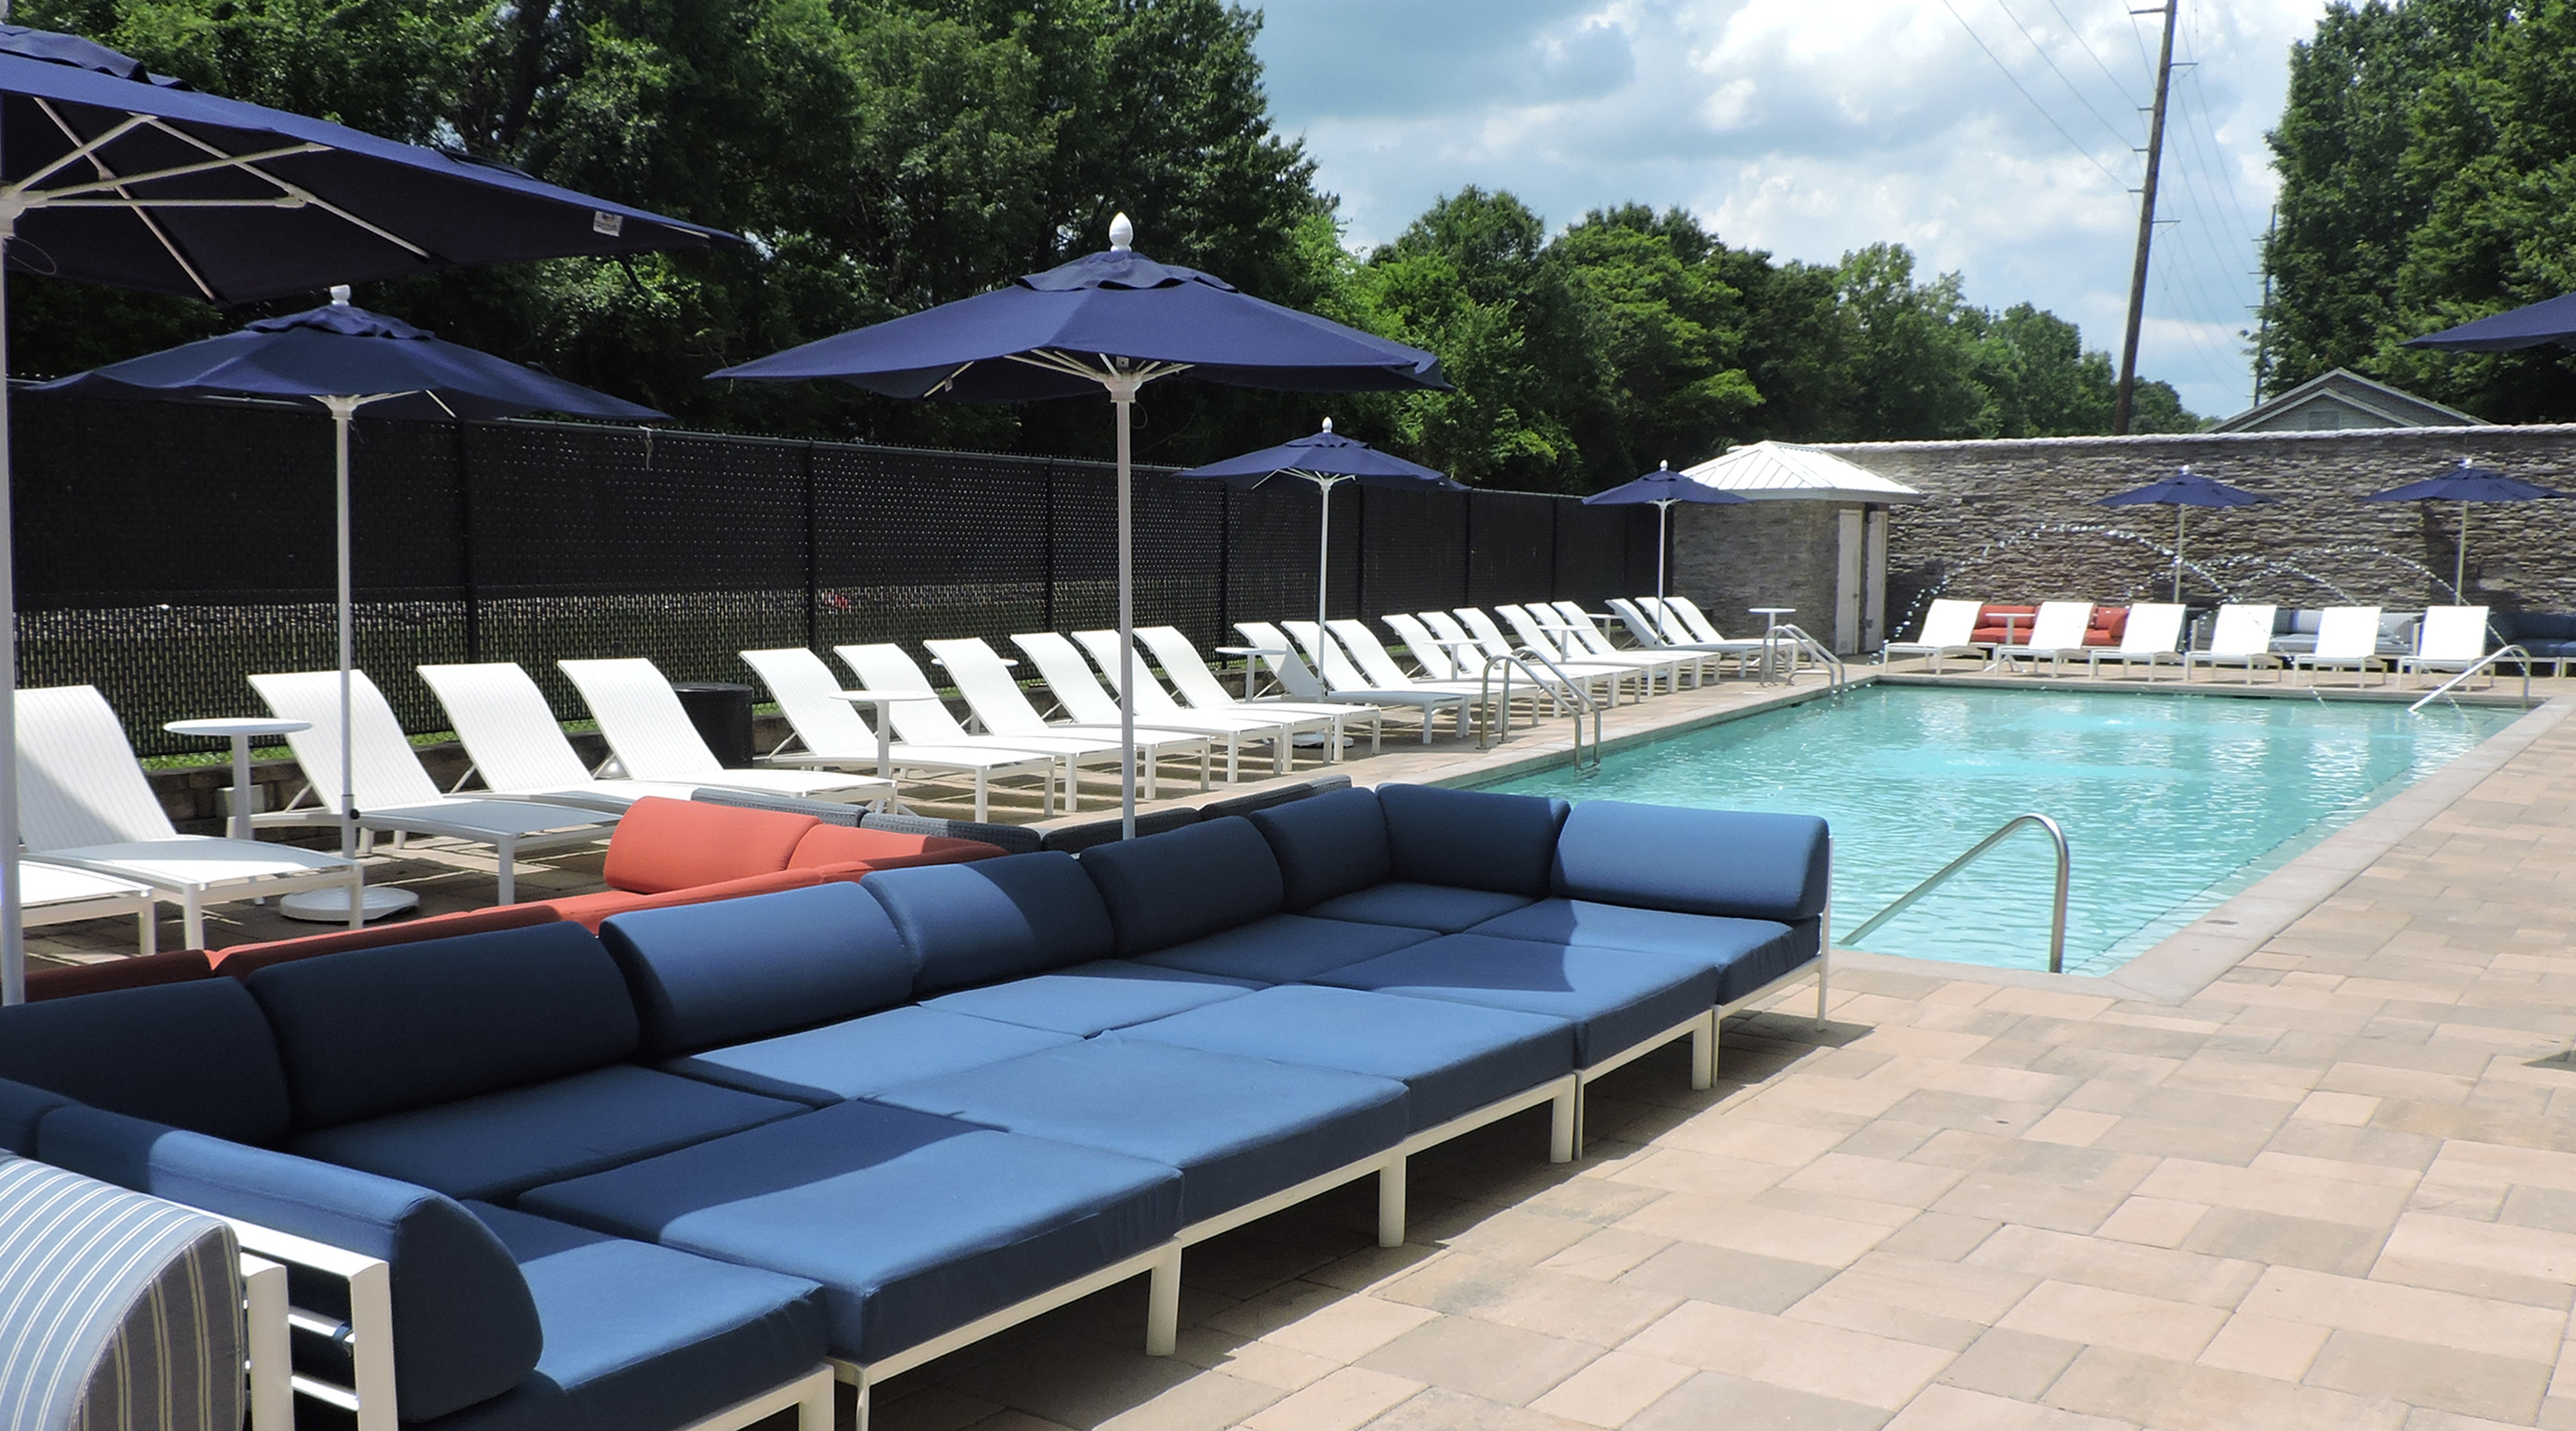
[863,852,1114,994]
[0,1078,70,1156]
[1249,789,1392,910]
[247,923,640,1131]
[39,1104,541,1424]
[601,884,916,1057]
[0,980,291,1146]
[1554,801,1831,921]
[1078,817,1285,956]
[1377,783,1570,896]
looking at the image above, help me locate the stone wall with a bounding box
[1667,501,1845,643]
[1703,424,2576,643]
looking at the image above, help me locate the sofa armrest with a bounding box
[1552,801,1831,922]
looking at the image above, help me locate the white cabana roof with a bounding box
[1677,441,1926,504]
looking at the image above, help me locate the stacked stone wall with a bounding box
[1667,502,1843,641]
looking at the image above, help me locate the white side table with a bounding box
[164,717,309,843]
[1750,606,1796,684]
[835,690,943,780]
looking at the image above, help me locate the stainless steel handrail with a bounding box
[1843,812,2071,973]
[2408,644,2534,714]
[1479,647,1603,775]
[1768,623,1850,689]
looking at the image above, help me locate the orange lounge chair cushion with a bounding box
[25,948,215,1002]
[602,797,818,893]
[784,824,1009,872]
[538,868,826,931]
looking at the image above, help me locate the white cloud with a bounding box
[1253,0,2328,419]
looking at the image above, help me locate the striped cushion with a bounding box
[0,1154,242,1431]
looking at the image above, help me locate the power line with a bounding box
[2180,66,2264,254]
[1992,0,2138,147]
[2046,0,2144,104]
[1937,0,2136,190]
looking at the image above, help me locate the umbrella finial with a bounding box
[1108,213,1134,252]
[1658,460,1670,470]
[329,284,352,306]
[1321,416,1334,433]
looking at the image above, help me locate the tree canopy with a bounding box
[17,0,2197,488]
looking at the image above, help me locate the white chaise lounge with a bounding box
[740,647,1062,822]
[558,658,896,806]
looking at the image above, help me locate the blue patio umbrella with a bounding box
[2402,293,2576,351]
[35,290,664,922]
[2097,466,2268,602]
[1582,462,1750,639]
[2360,459,2569,598]
[0,23,729,998]
[712,214,1448,837]
[1175,418,1462,632]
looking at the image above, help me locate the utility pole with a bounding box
[2114,0,2180,436]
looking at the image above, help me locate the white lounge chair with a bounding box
[2183,604,2282,682]
[2290,605,2387,686]
[1498,603,1677,695]
[740,648,1060,822]
[1991,601,2094,676]
[1241,622,1462,743]
[2399,605,2494,687]
[1326,618,1530,734]
[418,662,723,813]
[17,685,362,948]
[24,863,160,956]
[1661,596,1733,644]
[2085,603,2189,680]
[1448,608,1636,706]
[1072,629,1344,767]
[1014,631,1288,781]
[920,638,1215,794]
[1548,601,1715,687]
[1278,620,1481,741]
[836,643,1148,810]
[557,658,896,806]
[1882,598,1986,673]
[249,670,618,904]
[1129,625,1381,751]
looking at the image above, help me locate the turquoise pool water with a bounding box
[1481,686,2516,974]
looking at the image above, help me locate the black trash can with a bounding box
[670,682,757,768]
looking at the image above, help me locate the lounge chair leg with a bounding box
[974,772,988,824]
[1548,1077,1577,1163]
[1145,1242,1182,1356]
[496,838,515,905]
[1816,944,1831,1030]
[184,892,206,950]
[852,1373,871,1431]
[1690,1012,1717,1091]
[1377,1154,1407,1248]
[795,1369,834,1431]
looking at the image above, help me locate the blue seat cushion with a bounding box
[0,1078,71,1156]
[1303,882,1536,934]
[418,1204,827,1431]
[872,1042,1407,1225]
[1247,788,1391,910]
[920,961,1257,1037]
[662,1007,1080,1105]
[1377,783,1569,896]
[600,883,916,1056]
[0,980,292,1146]
[247,923,638,1130]
[519,1101,1181,1366]
[1470,900,1819,1003]
[1076,816,1286,955]
[862,852,1114,993]
[289,1065,805,1203]
[1552,801,1830,922]
[1132,913,1432,985]
[1109,986,1572,1132]
[1313,935,1716,1067]
[38,1105,540,1424]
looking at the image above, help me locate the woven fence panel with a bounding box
[1360,487,1470,622]
[1467,492,1558,608]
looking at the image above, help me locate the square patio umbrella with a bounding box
[2096,466,2268,602]
[1581,462,1750,640]
[0,22,731,1000]
[2402,293,2576,351]
[1174,417,1462,632]
[34,288,665,921]
[710,214,1449,838]
[2360,459,2569,599]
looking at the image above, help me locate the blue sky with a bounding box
[1250,0,2331,421]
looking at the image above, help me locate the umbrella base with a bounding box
[278,885,421,923]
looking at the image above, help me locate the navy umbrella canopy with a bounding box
[713,215,1450,838]
[2097,466,2267,602]
[2402,293,2576,352]
[1176,419,1462,631]
[2360,459,2570,598]
[35,290,665,923]
[1582,463,1750,636]
[0,23,729,999]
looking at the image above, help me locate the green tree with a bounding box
[1553,205,1759,471]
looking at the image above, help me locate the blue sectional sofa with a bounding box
[0,782,1828,1431]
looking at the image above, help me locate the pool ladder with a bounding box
[1761,623,1852,690]
[1843,812,2071,974]
[2408,644,2536,714]
[1477,647,1604,775]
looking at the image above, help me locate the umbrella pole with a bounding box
[2174,506,2186,604]
[1656,501,1670,620]
[0,246,20,1004]
[1112,378,1138,841]
[2458,499,2469,599]
[330,399,363,926]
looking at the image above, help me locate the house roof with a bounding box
[1676,441,1926,504]
[2210,368,2487,434]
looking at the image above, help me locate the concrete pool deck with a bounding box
[30,663,2576,1429]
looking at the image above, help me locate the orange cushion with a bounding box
[208,903,562,976]
[603,797,818,894]
[537,868,825,931]
[26,949,214,1002]
[785,825,1006,870]
[806,843,1009,884]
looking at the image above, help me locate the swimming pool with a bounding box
[1480,685,2517,974]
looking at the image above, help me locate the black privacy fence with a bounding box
[17,392,1659,757]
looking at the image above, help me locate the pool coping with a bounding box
[1827,691,2576,1004]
